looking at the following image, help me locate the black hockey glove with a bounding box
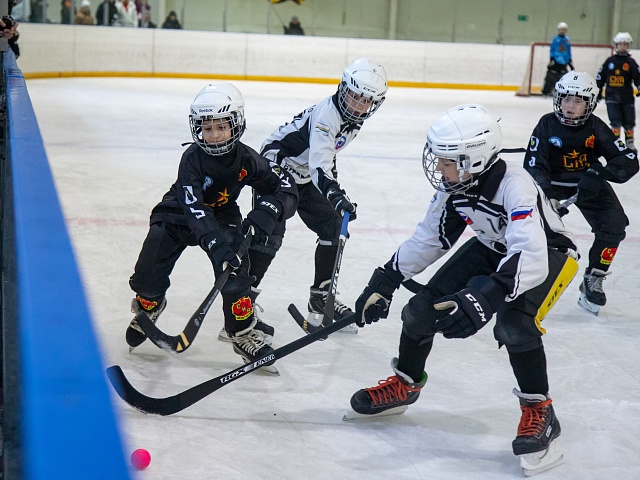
[434,276,505,339]
[316,168,357,220]
[201,231,241,272]
[568,59,574,71]
[547,59,555,69]
[577,163,611,203]
[550,199,569,217]
[354,268,397,327]
[242,195,282,245]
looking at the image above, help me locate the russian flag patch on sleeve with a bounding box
[511,207,534,221]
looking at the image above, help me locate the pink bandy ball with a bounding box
[130,448,151,470]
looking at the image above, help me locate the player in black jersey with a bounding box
[524,72,639,315]
[126,83,298,365]
[596,32,640,151]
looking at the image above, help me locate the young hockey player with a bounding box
[126,83,298,365]
[596,32,640,151]
[542,22,573,96]
[524,71,639,314]
[228,57,388,337]
[345,104,578,476]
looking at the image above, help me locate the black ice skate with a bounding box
[343,358,427,420]
[512,389,564,476]
[126,296,166,351]
[307,280,358,335]
[578,268,610,315]
[218,288,274,345]
[229,319,279,376]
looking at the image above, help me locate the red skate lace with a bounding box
[517,398,552,436]
[364,376,421,406]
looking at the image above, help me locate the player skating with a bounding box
[524,71,639,315]
[221,57,388,339]
[596,32,640,151]
[125,83,298,368]
[345,104,578,476]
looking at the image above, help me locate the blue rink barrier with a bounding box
[2,51,130,479]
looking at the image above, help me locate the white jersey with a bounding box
[388,161,577,302]
[260,94,362,189]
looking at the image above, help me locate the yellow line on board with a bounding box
[23,71,518,91]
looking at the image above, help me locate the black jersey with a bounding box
[523,113,638,198]
[596,54,640,104]
[150,142,298,242]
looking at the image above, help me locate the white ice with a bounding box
[27,78,640,480]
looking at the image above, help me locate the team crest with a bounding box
[232,296,254,321]
[623,63,629,71]
[600,247,618,265]
[529,136,539,151]
[335,135,347,149]
[458,211,473,225]
[585,135,595,148]
[549,136,562,148]
[238,168,248,181]
[203,176,213,191]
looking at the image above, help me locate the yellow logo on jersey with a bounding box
[562,150,589,171]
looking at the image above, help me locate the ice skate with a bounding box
[343,358,426,421]
[307,280,358,335]
[126,296,166,352]
[229,319,279,376]
[578,268,610,315]
[512,389,564,476]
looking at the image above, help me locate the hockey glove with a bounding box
[316,168,357,220]
[201,232,241,272]
[354,268,397,327]
[568,59,574,71]
[547,59,556,69]
[577,163,611,203]
[550,199,569,217]
[434,276,505,339]
[242,195,283,245]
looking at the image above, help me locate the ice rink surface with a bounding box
[26,78,640,479]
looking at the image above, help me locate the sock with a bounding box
[397,332,432,383]
[509,345,549,395]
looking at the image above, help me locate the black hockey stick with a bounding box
[401,193,580,295]
[106,313,357,416]
[291,211,350,336]
[135,230,253,353]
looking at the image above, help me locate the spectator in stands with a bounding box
[161,10,181,29]
[135,0,150,22]
[284,15,304,35]
[115,0,137,27]
[542,22,574,96]
[138,8,155,28]
[29,0,51,23]
[74,0,94,25]
[96,0,117,26]
[60,0,74,24]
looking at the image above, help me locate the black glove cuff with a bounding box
[200,230,226,252]
[369,268,399,298]
[255,195,283,221]
[466,275,506,311]
[316,167,340,197]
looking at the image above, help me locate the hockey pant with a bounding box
[605,101,636,131]
[129,220,254,334]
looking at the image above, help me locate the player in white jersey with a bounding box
[345,104,578,477]
[248,57,388,335]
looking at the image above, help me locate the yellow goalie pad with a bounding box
[535,255,579,332]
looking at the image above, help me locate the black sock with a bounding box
[397,332,432,382]
[508,345,549,395]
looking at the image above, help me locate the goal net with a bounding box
[516,42,614,96]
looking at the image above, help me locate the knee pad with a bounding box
[594,229,626,245]
[400,287,442,342]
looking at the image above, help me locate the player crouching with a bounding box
[344,104,577,476]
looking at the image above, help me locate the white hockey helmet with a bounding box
[614,32,633,51]
[337,57,388,123]
[422,104,502,194]
[553,72,598,126]
[557,22,568,32]
[189,83,245,156]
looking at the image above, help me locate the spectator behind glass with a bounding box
[60,0,75,24]
[161,10,181,29]
[284,15,304,35]
[96,0,117,26]
[75,0,94,25]
[2,0,21,58]
[139,8,155,28]
[115,0,137,27]
[30,0,51,23]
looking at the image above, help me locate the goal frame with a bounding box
[516,42,614,97]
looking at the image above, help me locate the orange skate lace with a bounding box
[517,398,552,436]
[364,376,421,406]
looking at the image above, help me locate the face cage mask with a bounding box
[422,147,477,194]
[553,93,595,127]
[190,114,243,156]
[337,83,384,123]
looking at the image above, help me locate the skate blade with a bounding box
[342,405,408,421]
[307,312,324,327]
[577,294,600,315]
[520,438,564,477]
[336,323,358,335]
